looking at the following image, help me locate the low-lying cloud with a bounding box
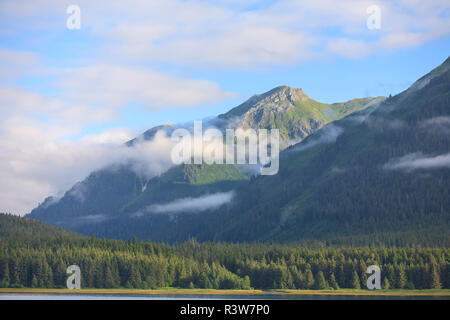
[383,152,450,171]
[139,191,235,215]
[78,214,108,223]
[289,124,343,153]
[420,116,450,135]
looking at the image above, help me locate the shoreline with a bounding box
[1,288,449,297]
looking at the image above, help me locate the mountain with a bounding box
[28,86,378,235]
[126,124,175,147]
[172,56,450,244]
[30,55,450,245]
[28,165,146,228]
[128,86,383,149]
[219,85,383,147]
[40,56,450,245]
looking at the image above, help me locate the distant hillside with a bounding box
[28,86,377,235]
[0,213,81,241]
[27,58,449,246]
[56,56,450,245]
[191,56,450,243]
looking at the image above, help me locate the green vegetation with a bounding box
[1,214,449,291]
[220,85,383,142]
[170,58,450,244]
[28,86,379,238]
[26,58,450,249]
[28,163,249,236]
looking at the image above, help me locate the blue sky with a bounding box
[1,0,449,135]
[0,0,449,214]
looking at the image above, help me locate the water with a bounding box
[0,293,447,300]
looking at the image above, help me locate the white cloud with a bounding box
[422,116,450,126]
[79,128,134,145]
[1,0,449,216]
[0,87,179,215]
[289,124,343,153]
[57,65,238,109]
[140,191,235,215]
[2,0,448,67]
[97,0,450,65]
[0,48,38,79]
[0,127,179,215]
[383,152,450,171]
[420,116,450,135]
[77,214,108,223]
[327,38,373,59]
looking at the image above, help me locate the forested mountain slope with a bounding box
[33,57,450,245]
[194,57,450,243]
[28,87,378,235]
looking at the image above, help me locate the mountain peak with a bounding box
[126,124,175,146]
[219,85,309,119]
[262,85,308,102]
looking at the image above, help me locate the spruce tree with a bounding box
[382,277,390,290]
[304,269,315,289]
[352,271,361,289]
[314,271,328,290]
[1,261,10,287]
[396,265,407,289]
[31,275,38,288]
[329,273,339,290]
[430,264,442,289]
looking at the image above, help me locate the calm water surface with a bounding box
[0,293,447,300]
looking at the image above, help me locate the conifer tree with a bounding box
[304,269,315,289]
[352,271,361,289]
[329,273,339,290]
[314,271,328,290]
[430,264,442,289]
[382,277,390,290]
[396,265,407,289]
[1,261,10,287]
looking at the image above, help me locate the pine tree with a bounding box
[31,275,38,288]
[329,273,339,290]
[314,271,328,290]
[352,271,361,289]
[430,264,442,289]
[382,277,390,290]
[1,261,10,287]
[129,264,142,288]
[358,260,368,289]
[104,265,115,288]
[387,265,395,288]
[243,275,251,290]
[304,269,315,289]
[395,265,407,289]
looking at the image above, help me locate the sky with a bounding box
[0,0,449,215]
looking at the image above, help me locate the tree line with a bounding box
[0,237,448,290]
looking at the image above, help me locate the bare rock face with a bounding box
[219,85,314,139]
[220,85,309,120]
[255,86,308,105]
[217,85,380,148]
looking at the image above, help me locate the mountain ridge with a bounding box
[27,57,450,244]
[28,85,379,233]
